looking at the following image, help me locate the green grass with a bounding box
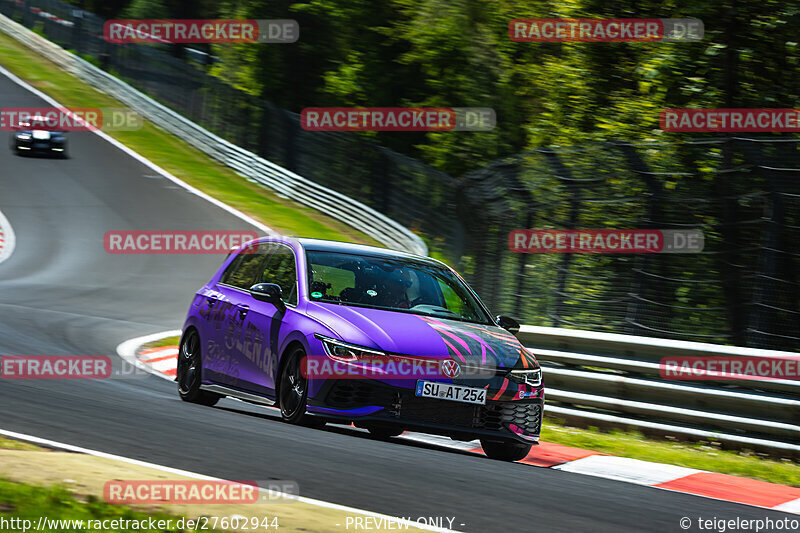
[541,417,800,487]
[142,336,180,351]
[0,479,226,533]
[0,31,379,245]
[0,437,41,452]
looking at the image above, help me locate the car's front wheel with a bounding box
[278,346,325,428]
[480,438,531,462]
[177,329,220,406]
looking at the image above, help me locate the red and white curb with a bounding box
[0,207,16,265]
[138,345,179,378]
[124,332,800,517]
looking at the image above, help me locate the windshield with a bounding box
[306,251,492,324]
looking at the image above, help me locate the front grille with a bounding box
[323,381,542,437]
[397,393,479,428]
[324,381,395,409]
[479,401,542,434]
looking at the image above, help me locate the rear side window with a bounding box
[220,243,270,289]
[259,245,298,306]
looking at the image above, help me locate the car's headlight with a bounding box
[508,350,542,386]
[16,133,31,140]
[508,368,542,386]
[315,334,385,362]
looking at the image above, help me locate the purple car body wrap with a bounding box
[181,237,543,444]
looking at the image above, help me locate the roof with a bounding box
[297,238,441,266]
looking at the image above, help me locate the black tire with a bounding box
[278,346,325,428]
[366,425,404,440]
[176,330,220,406]
[480,438,532,462]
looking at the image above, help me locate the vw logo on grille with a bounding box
[440,359,461,379]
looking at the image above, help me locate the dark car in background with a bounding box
[10,115,68,157]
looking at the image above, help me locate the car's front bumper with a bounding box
[14,140,65,153]
[307,378,543,444]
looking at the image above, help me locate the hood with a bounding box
[306,302,527,369]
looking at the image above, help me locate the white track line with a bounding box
[0,64,275,237]
[0,207,16,265]
[0,428,460,532]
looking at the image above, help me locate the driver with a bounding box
[384,269,413,309]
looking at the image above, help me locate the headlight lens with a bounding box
[315,334,385,362]
[508,368,542,386]
[508,349,542,386]
[17,133,31,140]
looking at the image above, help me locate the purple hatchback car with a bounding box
[178,237,543,461]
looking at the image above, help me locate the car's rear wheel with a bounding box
[177,330,220,406]
[278,346,325,428]
[480,438,531,462]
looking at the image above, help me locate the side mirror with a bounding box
[497,315,520,335]
[250,283,284,309]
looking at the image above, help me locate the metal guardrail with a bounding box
[0,14,428,257]
[518,326,800,455]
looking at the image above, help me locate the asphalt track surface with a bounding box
[0,72,795,533]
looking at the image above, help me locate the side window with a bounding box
[220,245,269,289]
[309,264,356,299]
[259,246,298,306]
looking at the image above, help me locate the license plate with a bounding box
[415,380,486,405]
